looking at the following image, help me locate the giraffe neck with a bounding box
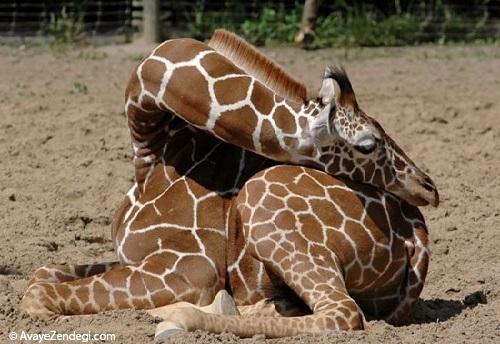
[125,38,346,190]
[237,97,353,177]
[240,97,325,164]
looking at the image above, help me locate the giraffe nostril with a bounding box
[422,182,434,192]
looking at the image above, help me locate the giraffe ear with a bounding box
[310,104,339,147]
[318,67,336,105]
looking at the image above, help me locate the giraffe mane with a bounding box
[208,29,308,104]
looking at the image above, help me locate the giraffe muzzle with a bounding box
[403,174,440,207]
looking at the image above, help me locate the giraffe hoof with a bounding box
[207,289,240,315]
[154,321,185,342]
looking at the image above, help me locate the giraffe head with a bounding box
[310,66,439,207]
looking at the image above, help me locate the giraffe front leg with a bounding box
[149,289,240,340]
[155,286,363,338]
[150,291,295,339]
[148,289,239,318]
[21,252,219,319]
[386,225,430,324]
[152,230,365,338]
[152,292,302,339]
[27,262,121,287]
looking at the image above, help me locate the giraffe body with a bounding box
[21,31,434,337]
[226,166,429,323]
[153,166,429,338]
[22,163,429,334]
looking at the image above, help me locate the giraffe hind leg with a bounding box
[21,252,221,319]
[27,262,121,287]
[21,263,165,320]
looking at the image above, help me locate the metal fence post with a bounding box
[143,0,160,43]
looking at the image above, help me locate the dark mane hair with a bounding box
[208,29,308,103]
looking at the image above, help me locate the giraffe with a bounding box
[126,29,438,208]
[149,165,430,338]
[20,30,436,336]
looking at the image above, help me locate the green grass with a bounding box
[71,81,88,95]
[184,2,497,49]
[36,1,498,50]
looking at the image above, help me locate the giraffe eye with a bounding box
[354,137,376,154]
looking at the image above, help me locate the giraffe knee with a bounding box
[323,300,365,331]
[343,301,365,330]
[21,283,61,319]
[323,313,364,331]
[348,313,365,330]
[29,267,51,285]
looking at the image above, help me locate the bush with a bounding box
[182,1,497,48]
[186,0,238,41]
[43,6,86,45]
[241,6,301,46]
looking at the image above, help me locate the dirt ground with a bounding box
[0,41,499,343]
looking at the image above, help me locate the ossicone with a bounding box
[320,65,357,108]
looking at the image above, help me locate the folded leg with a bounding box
[149,289,240,340]
[21,252,221,319]
[152,227,365,338]
[27,262,121,286]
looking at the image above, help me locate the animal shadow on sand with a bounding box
[404,291,488,325]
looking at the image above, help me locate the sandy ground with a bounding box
[0,41,499,343]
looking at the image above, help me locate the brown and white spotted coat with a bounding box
[128,30,438,207]
[21,30,435,337]
[160,165,430,337]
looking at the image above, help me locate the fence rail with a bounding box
[0,1,499,44]
[0,0,132,37]
[133,0,500,42]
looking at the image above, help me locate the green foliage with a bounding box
[311,11,421,48]
[43,7,86,45]
[241,7,301,46]
[186,0,239,40]
[181,1,497,48]
[71,81,88,95]
[76,50,108,61]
